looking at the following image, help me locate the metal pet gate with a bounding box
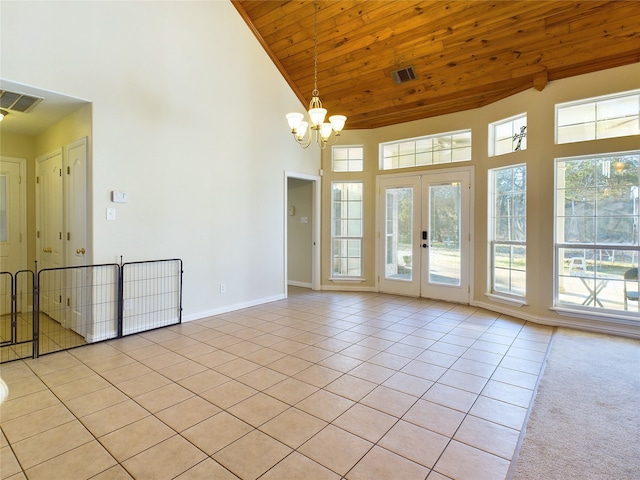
[1,259,183,363]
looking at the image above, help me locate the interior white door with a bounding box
[65,138,89,336]
[0,158,26,315]
[378,168,472,303]
[37,149,65,323]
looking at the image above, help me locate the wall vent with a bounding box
[0,90,43,113]
[391,66,417,84]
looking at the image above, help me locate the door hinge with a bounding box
[19,233,22,242]
[59,232,62,240]
[37,230,40,239]
[59,169,62,176]
[377,275,380,283]
[67,297,70,307]
[19,175,22,184]
[37,176,40,184]
[67,166,71,175]
[67,232,71,241]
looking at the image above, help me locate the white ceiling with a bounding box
[0,79,90,136]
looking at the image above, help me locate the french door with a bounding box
[378,168,472,303]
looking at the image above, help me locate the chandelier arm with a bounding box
[320,132,341,148]
[293,129,313,148]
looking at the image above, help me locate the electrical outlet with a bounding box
[220,283,226,293]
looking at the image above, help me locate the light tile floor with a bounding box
[0,287,552,479]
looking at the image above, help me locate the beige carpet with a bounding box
[511,327,640,479]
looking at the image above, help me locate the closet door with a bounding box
[37,149,64,322]
[65,137,89,336]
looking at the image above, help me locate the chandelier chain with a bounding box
[285,0,346,149]
[313,0,319,96]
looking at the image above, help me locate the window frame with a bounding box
[489,113,527,157]
[379,129,472,171]
[553,151,640,316]
[555,89,640,144]
[488,163,527,301]
[332,145,364,172]
[330,181,364,279]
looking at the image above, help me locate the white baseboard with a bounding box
[472,299,640,339]
[86,330,117,343]
[182,293,286,322]
[288,280,312,288]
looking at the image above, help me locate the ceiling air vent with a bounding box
[391,66,417,84]
[0,90,43,113]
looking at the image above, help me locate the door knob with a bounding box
[43,247,52,253]
[422,243,428,248]
[76,248,86,255]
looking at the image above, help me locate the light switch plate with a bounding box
[106,208,116,220]
[111,191,129,203]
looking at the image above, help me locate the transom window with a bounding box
[380,130,471,170]
[556,90,640,144]
[555,152,639,313]
[331,182,363,278]
[332,146,364,172]
[489,114,527,156]
[489,164,527,297]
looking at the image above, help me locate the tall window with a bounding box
[331,182,363,278]
[556,90,640,144]
[555,152,639,313]
[489,114,527,156]
[332,146,364,172]
[380,130,471,170]
[489,165,527,297]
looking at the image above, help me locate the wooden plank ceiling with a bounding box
[232,0,640,130]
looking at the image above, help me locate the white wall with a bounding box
[1,0,318,319]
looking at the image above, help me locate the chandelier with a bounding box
[286,0,346,149]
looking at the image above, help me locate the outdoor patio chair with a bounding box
[569,256,587,271]
[623,267,638,310]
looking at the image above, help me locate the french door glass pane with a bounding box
[384,187,413,280]
[428,183,461,285]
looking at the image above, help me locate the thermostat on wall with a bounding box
[111,190,129,203]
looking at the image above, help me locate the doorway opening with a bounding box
[285,171,321,293]
[1,80,92,350]
[0,79,91,270]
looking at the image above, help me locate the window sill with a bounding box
[329,277,366,283]
[551,306,640,325]
[485,293,528,307]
